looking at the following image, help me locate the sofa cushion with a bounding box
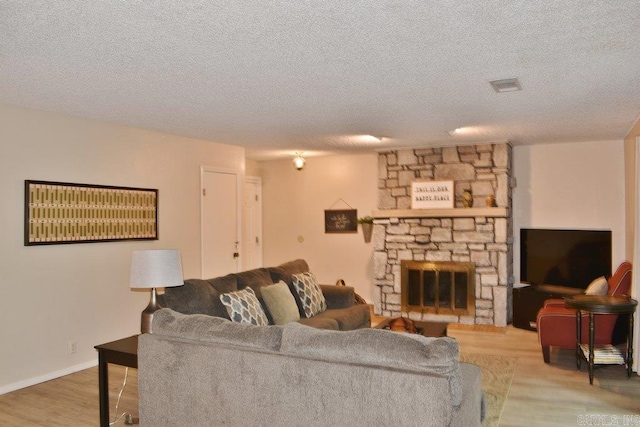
[291,271,327,317]
[261,281,300,325]
[280,323,463,406]
[162,278,234,319]
[310,305,370,330]
[207,273,238,293]
[268,259,310,286]
[235,268,274,299]
[297,316,340,330]
[151,308,283,351]
[319,284,355,309]
[220,287,269,326]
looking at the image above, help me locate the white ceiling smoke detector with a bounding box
[490,78,522,93]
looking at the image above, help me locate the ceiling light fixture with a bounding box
[447,127,473,137]
[360,135,383,143]
[293,153,306,170]
[489,78,522,93]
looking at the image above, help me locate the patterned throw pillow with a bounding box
[220,287,269,326]
[291,272,327,317]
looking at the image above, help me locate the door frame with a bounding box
[243,175,263,270]
[633,137,640,373]
[200,166,243,278]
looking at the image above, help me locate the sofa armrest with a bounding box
[320,284,354,309]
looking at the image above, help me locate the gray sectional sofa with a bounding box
[138,309,484,426]
[158,259,370,330]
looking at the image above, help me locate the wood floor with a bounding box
[0,365,138,427]
[0,325,638,426]
[449,326,640,426]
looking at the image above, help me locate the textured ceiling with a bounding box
[1,1,639,160]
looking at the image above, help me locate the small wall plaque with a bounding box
[411,180,454,209]
[324,209,357,233]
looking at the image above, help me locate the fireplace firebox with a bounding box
[401,261,475,317]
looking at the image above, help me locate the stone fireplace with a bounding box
[372,143,514,326]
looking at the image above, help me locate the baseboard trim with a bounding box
[0,360,98,395]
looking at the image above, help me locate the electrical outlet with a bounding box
[68,341,77,354]
[125,413,139,425]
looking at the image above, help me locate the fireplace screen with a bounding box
[401,261,475,316]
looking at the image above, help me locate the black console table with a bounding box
[94,335,139,427]
[513,284,584,330]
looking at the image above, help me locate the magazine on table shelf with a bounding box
[579,344,624,365]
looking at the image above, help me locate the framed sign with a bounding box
[411,180,454,209]
[324,209,357,233]
[25,180,158,245]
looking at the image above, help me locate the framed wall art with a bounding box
[324,209,357,233]
[24,180,158,245]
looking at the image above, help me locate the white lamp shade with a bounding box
[130,249,184,289]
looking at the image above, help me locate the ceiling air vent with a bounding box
[490,78,522,93]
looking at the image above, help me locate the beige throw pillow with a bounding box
[261,281,300,325]
[585,276,608,295]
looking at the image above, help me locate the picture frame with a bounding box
[411,180,454,209]
[24,180,158,245]
[324,209,357,233]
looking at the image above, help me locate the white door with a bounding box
[201,167,241,278]
[242,176,263,270]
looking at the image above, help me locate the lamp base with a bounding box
[141,288,160,334]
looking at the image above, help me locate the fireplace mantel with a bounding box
[372,207,508,219]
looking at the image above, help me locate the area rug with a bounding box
[460,353,517,427]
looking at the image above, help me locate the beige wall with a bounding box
[624,117,640,260]
[245,158,262,177]
[0,103,244,392]
[512,140,626,282]
[260,153,378,301]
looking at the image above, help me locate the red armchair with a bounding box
[536,261,632,363]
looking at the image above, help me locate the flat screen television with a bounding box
[520,228,612,289]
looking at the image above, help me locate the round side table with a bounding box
[565,295,638,385]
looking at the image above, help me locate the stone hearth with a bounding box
[372,143,513,326]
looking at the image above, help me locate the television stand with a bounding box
[513,284,584,330]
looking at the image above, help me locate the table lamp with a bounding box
[129,249,184,333]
